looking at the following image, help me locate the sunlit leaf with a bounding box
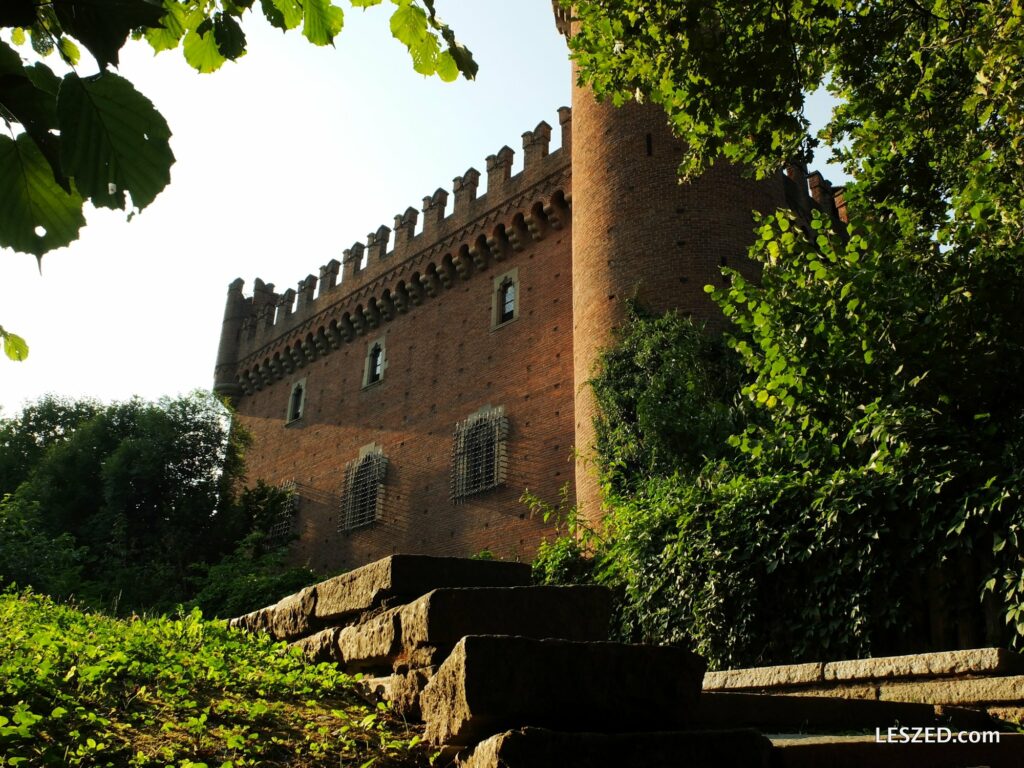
[2,329,29,362]
[0,133,85,256]
[302,0,344,46]
[56,72,174,211]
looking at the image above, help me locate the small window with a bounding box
[363,338,387,387]
[340,447,387,531]
[499,280,516,323]
[287,379,306,423]
[451,406,509,503]
[491,268,519,329]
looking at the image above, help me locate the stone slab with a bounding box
[289,626,342,663]
[824,648,1024,683]
[420,635,706,747]
[360,667,436,720]
[336,607,403,672]
[703,662,825,691]
[703,648,1024,693]
[314,555,532,624]
[777,684,880,701]
[695,692,998,732]
[267,585,317,640]
[771,733,1024,768]
[878,675,1024,706]
[457,727,772,768]
[400,585,612,650]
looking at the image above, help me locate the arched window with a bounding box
[364,339,386,387]
[287,380,305,422]
[499,279,516,323]
[368,344,383,383]
[492,269,519,328]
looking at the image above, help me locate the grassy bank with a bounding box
[0,591,425,767]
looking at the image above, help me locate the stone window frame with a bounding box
[491,268,519,329]
[362,335,388,388]
[339,443,388,532]
[286,377,307,424]
[450,405,509,503]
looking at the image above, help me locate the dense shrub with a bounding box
[535,217,1024,667]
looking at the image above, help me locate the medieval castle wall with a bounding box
[214,115,576,573]
[213,6,846,573]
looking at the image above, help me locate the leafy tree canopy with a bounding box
[532,0,1024,664]
[0,392,316,614]
[0,0,475,360]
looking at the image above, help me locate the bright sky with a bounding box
[0,1,844,415]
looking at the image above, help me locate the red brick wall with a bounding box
[233,163,576,574]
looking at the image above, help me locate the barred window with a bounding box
[451,406,509,503]
[340,448,387,531]
[268,480,300,543]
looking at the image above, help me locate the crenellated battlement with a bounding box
[214,109,574,398]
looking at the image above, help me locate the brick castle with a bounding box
[212,4,846,574]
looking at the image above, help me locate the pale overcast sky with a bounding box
[0,1,843,414]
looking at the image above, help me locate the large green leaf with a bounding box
[145,1,191,52]
[1,328,29,362]
[261,0,302,31]
[213,12,247,60]
[302,0,344,46]
[0,0,36,27]
[0,43,66,189]
[184,21,228,72]
[57,72,174,212]
[0,133,85,257]
[53,0,165,69]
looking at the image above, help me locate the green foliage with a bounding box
[554,0,1024,667]
[188,484,318,618]
[0,0,476,322]
[0,590,425,766]
[539,287,1023,666]
[590,305,742,496]
[524,486,595,587]
[0,326,29,362]
[0,393,316,616]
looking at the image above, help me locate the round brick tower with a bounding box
[556,7,789,523]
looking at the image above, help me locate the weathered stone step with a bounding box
[695,692,1000,733]
[771,733,1024,768]
[455,727,773,768]
[703,648,1024,692]
[230,555,532,641]
[291,585,612,674]
[419,635,705,747]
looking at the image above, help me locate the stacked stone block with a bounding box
[232,554,1024,767]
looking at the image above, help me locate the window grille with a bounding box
[340,450,387,531]
[451,407,509,503]
[268,480,300,543]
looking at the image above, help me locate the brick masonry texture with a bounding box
[212,8,841,573]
